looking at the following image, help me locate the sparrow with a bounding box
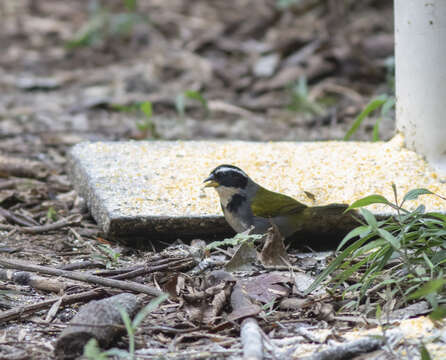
[204,164,350,238]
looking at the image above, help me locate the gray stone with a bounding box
[68,136,446,245]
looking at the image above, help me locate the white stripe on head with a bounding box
[214,166,247,177]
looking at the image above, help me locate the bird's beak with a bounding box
[203,175,219,188]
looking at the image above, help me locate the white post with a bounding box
[395,0,446,174]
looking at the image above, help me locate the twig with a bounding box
[0,258,165,297]
[18,214,83,234]
[302,336,385,360]
[241,318,264,360]
[0,268,67,293]
[230,282,264,360]
[57,261,105,271]
[0,208,39,227]
[111,258,194,280]
[0,288,107,323]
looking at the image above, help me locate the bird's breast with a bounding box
[222,205,250,233]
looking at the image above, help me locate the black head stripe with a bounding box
[211,164,248,189]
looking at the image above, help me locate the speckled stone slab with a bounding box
[68,136,446,244]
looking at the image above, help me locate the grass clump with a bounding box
[306,186,446,319]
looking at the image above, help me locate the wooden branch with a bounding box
[0,258,165,297]
[55,293,141,360]
[0,288,107,323]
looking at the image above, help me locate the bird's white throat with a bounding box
[215,186,242,207]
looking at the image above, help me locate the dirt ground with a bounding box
[0,1,402,359]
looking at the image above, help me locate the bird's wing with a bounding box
[250,186,307,218]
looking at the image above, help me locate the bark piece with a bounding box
[55,293,141,360]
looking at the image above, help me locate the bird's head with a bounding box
[203,165,253,204]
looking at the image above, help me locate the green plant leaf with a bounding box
[337,225,372,251]
[305,235,370,294]
[84,338,110,360]
[361,208,378,229]
[408,279,446,300]
[184,90,208,112]
[420,343,433,360]
[206,228,263,251]
[124,0,137,11]
[140,101,153,119]
[344,95,388,140]
[422,252,434,274]
[118,306,135,356]
[381,96,395,116]
[346,194,390,211]
[378,228,400,250]
[132,293,168,329]
[376,303,382,319]
[47,207,58,221]
[372,117,381,141]
[402,188,434,202]
[429,305,446,321]
[333,257,369,285]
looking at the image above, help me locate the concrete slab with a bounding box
[68,135,446,243]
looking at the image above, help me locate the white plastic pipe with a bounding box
[395,0,446,174]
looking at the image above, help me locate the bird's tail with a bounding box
[302,203,357,233]
[309,203,349,216]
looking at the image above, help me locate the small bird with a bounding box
[204,164,350,238]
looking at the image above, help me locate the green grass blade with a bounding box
[408,279,446,300]
[378,228,400,250]
[372,117,381,141]
[346,194,390,212]
[344,95,388,140]
[361,208,378,229]
[402,188,434,203]
[305,235,370,294]
[140,101,153,118]
[337,225,372,251]
[132,293,168,329]
[381,96,395,116]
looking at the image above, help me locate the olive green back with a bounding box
[250,186,307,218]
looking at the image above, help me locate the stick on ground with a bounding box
[0,268,67,293]
[302,336,385,360]
[0,258,164,297]
[0,288,107,323]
